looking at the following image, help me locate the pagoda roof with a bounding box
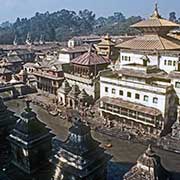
[132,17,179,29]
[98,34,115,46]
[71,47,110,66]
[8,101,52,146]
[116,34,180,50]
[131,4,179,29]
[60,118,100,155]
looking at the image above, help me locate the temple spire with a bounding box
[151,2,161,18]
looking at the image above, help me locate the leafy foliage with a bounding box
[0,9,143,44]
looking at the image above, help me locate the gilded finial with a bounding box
[151,1,161,18]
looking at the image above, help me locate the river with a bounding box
[5,99,180,179]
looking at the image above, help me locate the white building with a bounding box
[116,4,180,73]
[58,46,88,64]
[99,63,178,137]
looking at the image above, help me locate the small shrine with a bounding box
[67,84,81,109]
[7,101,53,175]
[123,145,170,180]
[97,34,117,61]
[52,117,111,180]
[57,80,71,106]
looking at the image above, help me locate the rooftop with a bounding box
[71,46,110,66]
[100,96,162,116]
[116,34,180,50]
[131,4,179,29]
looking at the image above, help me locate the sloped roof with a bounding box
[9,101,52,144]
[131,4,179,29]
[71,50,110,66]
[98,34,115,46]
[116,34,180,50]
[131,18,179,29]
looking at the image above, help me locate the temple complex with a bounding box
[60,46,110,108]
[52,117,111,180]
[99,4,180,138]
[123,145,170,180]
[116,4,180,73]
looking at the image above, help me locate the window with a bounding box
[175,82,180,88]
[125,56,127,61]
[168,60,172,66]
[105,87,108,92]
[135,93,140,99]
[144,95,149,102]
[153,97,158,104]
[127,92,131,98]
[173,61,176,66]
[122,56,124,61]
[164,60,167,65]
[129,56,131,61]
[112,88,116,94]
[119,90,123,96]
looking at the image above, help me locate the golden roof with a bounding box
[116,34,180,50]
[131,4,179,29]
[98,34,115,46]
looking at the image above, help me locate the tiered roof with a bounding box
[117,4,180,51]
[98,34,115,46]
[8,101,52,146]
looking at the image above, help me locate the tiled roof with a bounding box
[98,34,115,46]
[71,50,110,66]
[116,34,180,50]
[131,18,179,28]
[100,96,162,116]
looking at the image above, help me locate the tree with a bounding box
[169,12,177,22]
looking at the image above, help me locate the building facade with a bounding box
[116,4,180,73]
[33,59,64,95]
[59,46,110,108]
[99,64,178,137]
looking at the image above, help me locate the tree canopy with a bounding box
[0,9,143,44]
